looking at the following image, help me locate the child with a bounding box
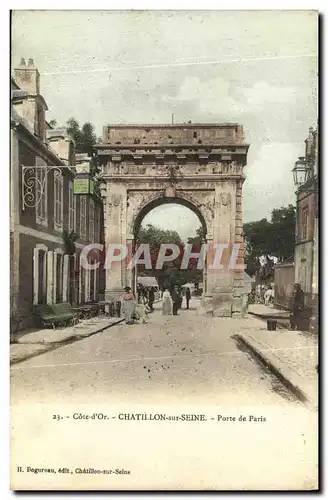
[135,297,150,324]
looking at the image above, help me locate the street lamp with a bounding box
[292,157,312,189]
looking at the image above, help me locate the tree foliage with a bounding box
[243,204,296,278]
[137,224,204,289]
[66,117,97,157]
[49,117,98,157]
[65,118,102,197]
[186,226,206,287]
[48,119,57,128]
[62,229,79,256]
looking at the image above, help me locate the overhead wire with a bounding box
[43,53,317,76]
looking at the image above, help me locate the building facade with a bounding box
[10,58,104,334]
[294,124,319,332]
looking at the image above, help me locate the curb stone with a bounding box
[248,311,290,322]
[234,334,317,410]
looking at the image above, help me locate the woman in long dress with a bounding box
[162,288,173,315]
[121,286,136,324]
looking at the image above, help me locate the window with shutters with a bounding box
[68,180,76,232]
[94,205,100,243]
[37,250,47,304]
[89,199,95,242]
[80,195,87,240]
[35,158,48,227]
[90,262,95,302]
[54,171,63,231]
[56,254,63,303]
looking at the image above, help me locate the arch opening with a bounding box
[131,197,208,297]
[133,196,207,239]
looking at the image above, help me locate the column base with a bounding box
[197,294,214,316]
[232,312,243,318]
[198,293,233,317]
[232,295,248,318]
[197,291,248,318]
[213,292,233,317]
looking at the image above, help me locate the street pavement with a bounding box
[11,299,308,407]
[10,298,318,490]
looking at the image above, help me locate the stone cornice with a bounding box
[103,123,241,128]
[102,174,245,183]
[95,144,249,153]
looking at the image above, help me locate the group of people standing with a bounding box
[121,284,156,325]
[248,285,275,306]
[137,284,155,311]
[162,286,191,316]
[120,284,192,324]
[248,282,307,331]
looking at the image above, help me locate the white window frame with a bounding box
[35,157,48,227]
[54,171,64,232]
[80,195,87,240]
[68,180,76,232]
[33,244,48,305]
[89,198,95,242]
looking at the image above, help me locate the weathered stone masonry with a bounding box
[95,123,249,317]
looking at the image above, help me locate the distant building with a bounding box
[10,58,104,334]
[293,124,318,332]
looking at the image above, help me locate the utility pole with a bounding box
[172,113,174,124]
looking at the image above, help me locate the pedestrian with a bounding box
[136,283,142,303]
[290,283,305,330]
[135,295,149,324]
[162,288,173,315]
[264,286,274,306]
[121,286,136,325]
[185,287,191,310]
[178,288,183,309]
[148,287,155,312]
[171,286,180,316]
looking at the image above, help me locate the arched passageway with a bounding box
[95,123,249,317]
[132,199,208,294]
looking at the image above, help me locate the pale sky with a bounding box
[11,10,318,240]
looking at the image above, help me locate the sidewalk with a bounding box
[236,326,318,409]
[10,316,124,365]
[248,303,290,320]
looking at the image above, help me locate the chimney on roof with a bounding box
[13,57,40,95]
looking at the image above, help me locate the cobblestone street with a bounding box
[10,299,314,407]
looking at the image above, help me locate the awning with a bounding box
[137,276,159,288]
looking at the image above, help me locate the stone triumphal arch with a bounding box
[95,124,249,317]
